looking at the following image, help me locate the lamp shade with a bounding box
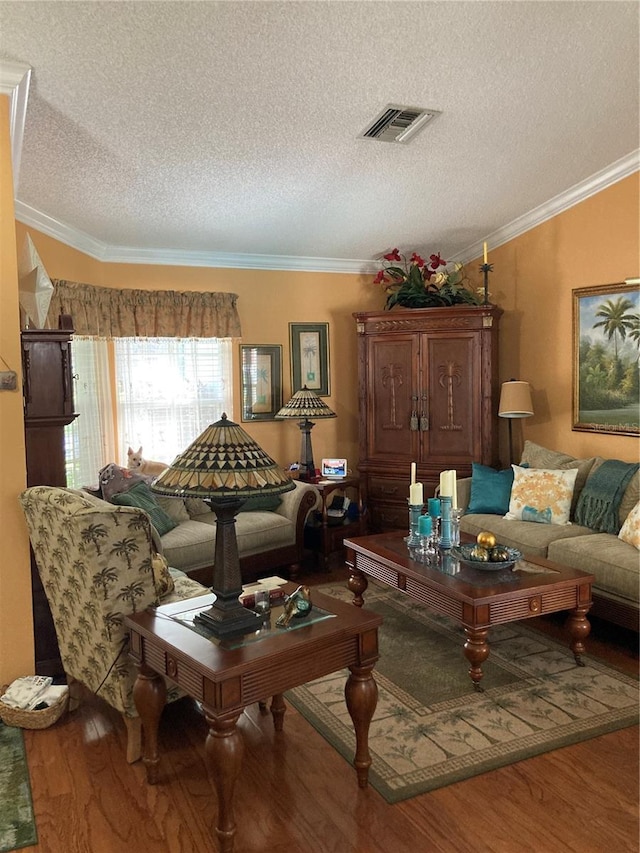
[275,385,337,420]
[151,413,294,500]
[498,381,534,419]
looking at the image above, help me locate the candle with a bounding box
[409,482,423,505]
[439,470,451,497]
[418,514,432,536]
[483,241,488,264]
[428,497,441,518]
[450,470,457,509]
[410,462,416,485]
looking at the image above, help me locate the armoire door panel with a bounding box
[424,333,480,461]
[366,335,418,463]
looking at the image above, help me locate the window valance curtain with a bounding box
[48,279,242,338]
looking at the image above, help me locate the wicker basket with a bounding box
[0,683,69,730]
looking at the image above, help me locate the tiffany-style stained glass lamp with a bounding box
[152,413,294,638]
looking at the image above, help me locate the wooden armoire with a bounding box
[353,305,502,531]
[22,319,78,675]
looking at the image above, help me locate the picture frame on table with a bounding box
[240,344,283,422]
[289,322,330,396]
[572,281,639,436]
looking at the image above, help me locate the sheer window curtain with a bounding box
[65,337,234,488]
[65,337,116,488]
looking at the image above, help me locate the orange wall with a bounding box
[0,96,33,685]
[13,224,380,471]
[481,174,639,465]
[3,135,639,683]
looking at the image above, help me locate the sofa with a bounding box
[94,464,321,586]
[457,441,639,630]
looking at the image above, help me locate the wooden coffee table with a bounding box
[125,584,381,853]
[344,531,594,690]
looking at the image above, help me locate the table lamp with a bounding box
[498,380,534,464]
[275,385,336,481]
[151,413,294,638]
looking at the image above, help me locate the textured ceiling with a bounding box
[0,1,638,271]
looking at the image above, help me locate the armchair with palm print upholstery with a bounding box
[19,485,208,762]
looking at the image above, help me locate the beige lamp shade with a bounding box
[498,381,534,419]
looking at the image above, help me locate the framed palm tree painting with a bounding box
[289,323,330,396]
[240,345,282,421]
[573,281,639,435]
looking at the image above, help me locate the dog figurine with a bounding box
[127,446,168,477]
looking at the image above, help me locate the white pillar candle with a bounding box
[410,462,416,485]
[439,470,450,496]
[450,470,457,508]
[409,482,423,505]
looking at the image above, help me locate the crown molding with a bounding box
[13,148,639,273]
[457,149,640,264]
[0,60,32,190]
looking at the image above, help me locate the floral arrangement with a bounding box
[373,248,482,310]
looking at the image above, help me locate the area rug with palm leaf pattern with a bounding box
[0,722,37,851]
[285,581,638,804]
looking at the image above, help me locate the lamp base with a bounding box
[195,595,262,638]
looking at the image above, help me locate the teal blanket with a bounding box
[574,459,638,534]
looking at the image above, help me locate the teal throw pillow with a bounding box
[112,482,178,536]
[239,494,282,513]
[467,463,517,515]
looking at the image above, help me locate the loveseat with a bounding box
[94,464,321,586]
[457,441,639,630]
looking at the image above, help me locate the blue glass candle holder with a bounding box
[440,495,452,549]
[405,502,423,547]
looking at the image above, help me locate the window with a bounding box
[65,337,233,488]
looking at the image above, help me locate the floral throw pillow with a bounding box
[505,466,578,525]
[618,501,640,550]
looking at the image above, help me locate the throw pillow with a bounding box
[467,463,517,515]
[505,466,578,525]
[156,496,190,525]
[618,501,640,550]
[111,482,178,536]
[151,550,175,598]
[239,495,282,512]
[98,462,154,501]
[520,440,596,517]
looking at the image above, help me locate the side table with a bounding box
[125,584,381,853]
[307,476,366,568]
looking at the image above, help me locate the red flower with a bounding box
[383,248,402,262]
[410,253,425,267]
[429,253,446,270]
[373,270,388,284]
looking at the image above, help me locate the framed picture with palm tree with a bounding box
[289,322,330,396]
[572,281,639,435]
[240,344,283,421]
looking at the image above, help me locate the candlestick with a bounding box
[479,261,493,305]
[440,495,452,549]
[405,501,423,547]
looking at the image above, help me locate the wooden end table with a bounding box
[344,531,594,690]
[307,476,366,568]
[125,584,381,853]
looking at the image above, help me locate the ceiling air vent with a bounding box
[359,104,441,144]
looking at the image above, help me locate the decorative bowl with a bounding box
[451,544,522,571]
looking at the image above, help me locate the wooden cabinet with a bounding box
[354,305,502,531]
[22,325,78,676]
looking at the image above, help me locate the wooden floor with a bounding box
[21,553,639,853]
